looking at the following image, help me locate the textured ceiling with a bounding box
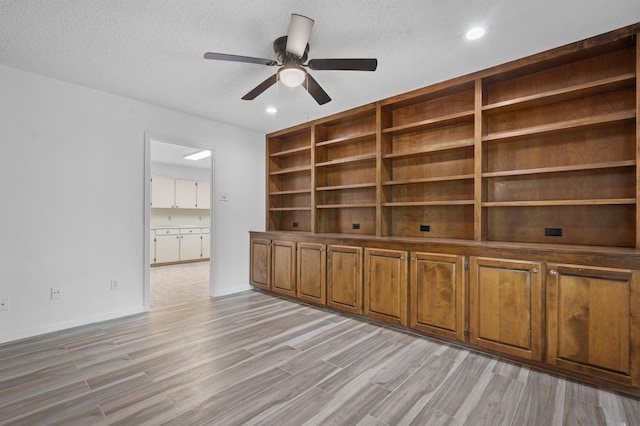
[1,0,639,136]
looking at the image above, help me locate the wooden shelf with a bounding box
[317,203,376,209]
[269,165,312,175]
[269,189,312,196]
[316,183,377,191]
[316,153,377,167]
[383,200,475,207]
[383,140,474,159]
[483,73,636,114]
[269,145,311,157]
[482,198,635,207]
[315,131,377,148]
[382,110,475,135]
[269,207,312,212]
[482,160,636,178]
[383,174,475,186]
[482,111,636,143]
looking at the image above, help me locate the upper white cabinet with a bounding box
[151,176,211,210]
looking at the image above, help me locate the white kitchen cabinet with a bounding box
[202,229,210,259]
[151,176,175,208]
[175,179,197,209]
[150,230,156,264]
[196,181,211,209]
[155,229,180,263]
[180,228,202,261]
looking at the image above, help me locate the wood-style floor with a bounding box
[1,291,639,425]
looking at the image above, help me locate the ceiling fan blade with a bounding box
[286,14,314,57]
[303,73,331,105]
[204,52,277,66]
[307,58,378,71]
[241,74,279,100]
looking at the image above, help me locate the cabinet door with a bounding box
[250,238,271,290]
[547,264,640,387]
[297,242,326,306]
[151,176,175,208]
[364,248,408,326]
[196,181,211,209]
[201,232,210,259]
[470,257,542,361]
[410,252,465,341]
[327,245,363,315]
[271,240,296,297]
[155,234,180,263]
[175,179,197,209]
[180,234,202,261]
[150,231,156,264]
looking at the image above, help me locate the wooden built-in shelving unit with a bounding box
[257,23,640,395]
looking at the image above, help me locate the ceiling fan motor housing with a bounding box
[274,36,309,64]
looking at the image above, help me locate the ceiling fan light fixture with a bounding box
[279,66,306,87]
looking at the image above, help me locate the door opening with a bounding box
[144,134,214,311]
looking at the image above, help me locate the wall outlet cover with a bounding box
[51,288,61,300]
[0,297,8,311]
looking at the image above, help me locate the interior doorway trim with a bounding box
[143,132,216,311]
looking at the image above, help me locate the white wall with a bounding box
[0,64,265,344]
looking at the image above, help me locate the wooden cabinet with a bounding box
[547,264,640,387]
[469,257,542,361]
[410,252,466,341]
[364,248,408,326]
[296,242,326,306]
[270,240,296,297]
[267,127,312,232]
[250,238,271,290]
[327,245,363,314]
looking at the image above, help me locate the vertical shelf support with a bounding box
[474,78,484,242]
[635,38,640,249]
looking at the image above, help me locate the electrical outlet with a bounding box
[111,280,119,291]
[420,225,431,232]
[352,223,360,230]
[51,288,61,300]
[0,297,8,311]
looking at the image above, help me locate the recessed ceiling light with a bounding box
[184,150,211,161]
[466,27,486,40]
[266,106,278,114]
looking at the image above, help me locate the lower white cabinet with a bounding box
[152,227,211,264]
[180,232,202,261]
[202,229,211,259]
[155,229,180,263]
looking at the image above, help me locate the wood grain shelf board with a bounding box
[316,183,377,191]
[316,203,377,209]
[269,207,312,212]
[383,200,475,207]
[269,189,312,196]
[482,73,637,114]
[269,165,312,175]
[482,198,636,207]
[383,140,474,159]
[482,160,637,178]
[382,174,475,185]
[315,153,377,167]
[382,110,475,135]
[482,111,636,143]
[315,131,377,148]
[269,145,311,157]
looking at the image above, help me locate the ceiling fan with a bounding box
[203,14,378,105]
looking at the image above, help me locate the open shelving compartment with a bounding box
[480,38,637,247]
[314,106,378,235]
[379,81,476,239]
[267,126,313,232]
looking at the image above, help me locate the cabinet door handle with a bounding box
[531,268,539,274]
[549,269,557,276]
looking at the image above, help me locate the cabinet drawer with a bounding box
[202,228,211,234]
[155,228,179,235]
[180,228,201,234]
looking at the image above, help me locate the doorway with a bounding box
[144,135,214,311]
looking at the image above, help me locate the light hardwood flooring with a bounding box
[150,261,210,310]
[1,291,639,425]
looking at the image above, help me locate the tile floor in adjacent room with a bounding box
[150,261,210,310]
